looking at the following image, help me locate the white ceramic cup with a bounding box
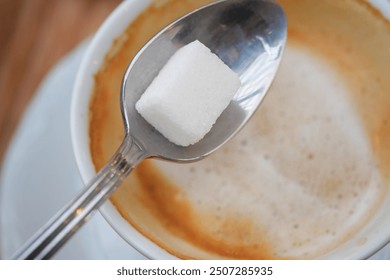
[71,0,390,259]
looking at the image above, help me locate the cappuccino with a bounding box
[89,0,390,259]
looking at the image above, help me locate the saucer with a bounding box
[0,41,145,260]
[0,40,389,260]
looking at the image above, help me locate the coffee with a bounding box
[89,0,390,259]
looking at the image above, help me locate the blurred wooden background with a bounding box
[0,0,121,169]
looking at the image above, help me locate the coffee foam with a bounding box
[152,44,385,258]
[89,0,390,259]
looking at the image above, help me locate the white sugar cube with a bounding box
[136,40,241,146]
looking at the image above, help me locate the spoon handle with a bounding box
[12,137,146,260]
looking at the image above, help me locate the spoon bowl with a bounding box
[123,0,287,161]
[13,0,286,259]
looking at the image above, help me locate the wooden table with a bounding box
[0,0,121,168]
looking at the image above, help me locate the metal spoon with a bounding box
[14,0,286,259]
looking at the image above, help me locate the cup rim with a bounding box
[70,0,390,260]
[71,0,177,260]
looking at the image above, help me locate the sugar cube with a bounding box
[135,40,241,146]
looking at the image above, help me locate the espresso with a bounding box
[89,0,390,259]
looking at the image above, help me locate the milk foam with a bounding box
[154,45,384,258]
